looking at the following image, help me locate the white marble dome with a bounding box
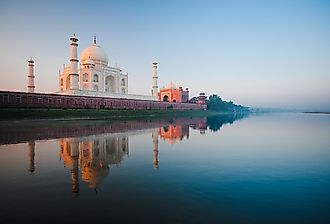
[81,44,108,66]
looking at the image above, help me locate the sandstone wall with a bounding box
[0,91,206,110]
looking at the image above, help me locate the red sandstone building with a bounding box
[158,82,189,103]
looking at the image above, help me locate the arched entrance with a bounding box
[163,126,169,132]
[163,95,169,102]
[66,76,70,90]
[105,75,115,93]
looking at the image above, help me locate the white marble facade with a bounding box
[59,36,128,95]
[59,36,145,98]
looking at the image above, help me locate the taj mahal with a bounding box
[0,34,206,110]
[57,34,158,101]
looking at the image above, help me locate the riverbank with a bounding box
[0,108,219,122]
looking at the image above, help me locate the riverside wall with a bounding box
[0,91,206,110]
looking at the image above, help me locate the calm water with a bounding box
[0,113,329,224]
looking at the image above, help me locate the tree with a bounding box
[207,94,227,111]
[206,94,249,112]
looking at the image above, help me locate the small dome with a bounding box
[81,43,108,66]
[166,82,177,89]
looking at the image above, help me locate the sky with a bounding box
[0,0,329,110]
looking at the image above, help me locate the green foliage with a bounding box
[207,94,225,111]
[206,94,248,112]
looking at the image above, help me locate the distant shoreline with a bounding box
[304,112,330,115]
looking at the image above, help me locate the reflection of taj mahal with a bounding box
[56,125,197,196]
[59,135,129,196]
[25,119,208,197]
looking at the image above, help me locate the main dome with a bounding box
[81,43,108,66]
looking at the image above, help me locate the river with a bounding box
[0,113,329,223]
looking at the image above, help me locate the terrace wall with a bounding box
[0,91,206,110]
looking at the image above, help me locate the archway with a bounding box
[93,74,99,82]
[163,95,169,102]
[173,99,176,103]
[83,73,88,82]
[163,126,169,132]
[105,75,115,93]
[66,76,70,90]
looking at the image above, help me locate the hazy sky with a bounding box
[0,0,329,110]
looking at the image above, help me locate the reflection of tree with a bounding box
[207,113,249,132]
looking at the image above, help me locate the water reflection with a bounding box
[56,118,210,196]
[28,141,35,173]
[1,114,248,197]
[59,136,129,196]
[207,112,248,132]
[1,113,329,223]
[159,124,190,144]
[152,130,159,169]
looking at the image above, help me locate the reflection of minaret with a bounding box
[70,142,79,197]
[152,130,159,169]
[28,141,35,173]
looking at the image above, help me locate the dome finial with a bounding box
[93,36,97,44]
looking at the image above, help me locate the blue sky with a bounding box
[0,0,329,110]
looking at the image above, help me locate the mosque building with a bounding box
[158,82,189,103]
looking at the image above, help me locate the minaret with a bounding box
[27,58,35,93]
[69,34,79,90]
[152,130,159,169]
[28,141,35,173]
[152,61,158,97]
